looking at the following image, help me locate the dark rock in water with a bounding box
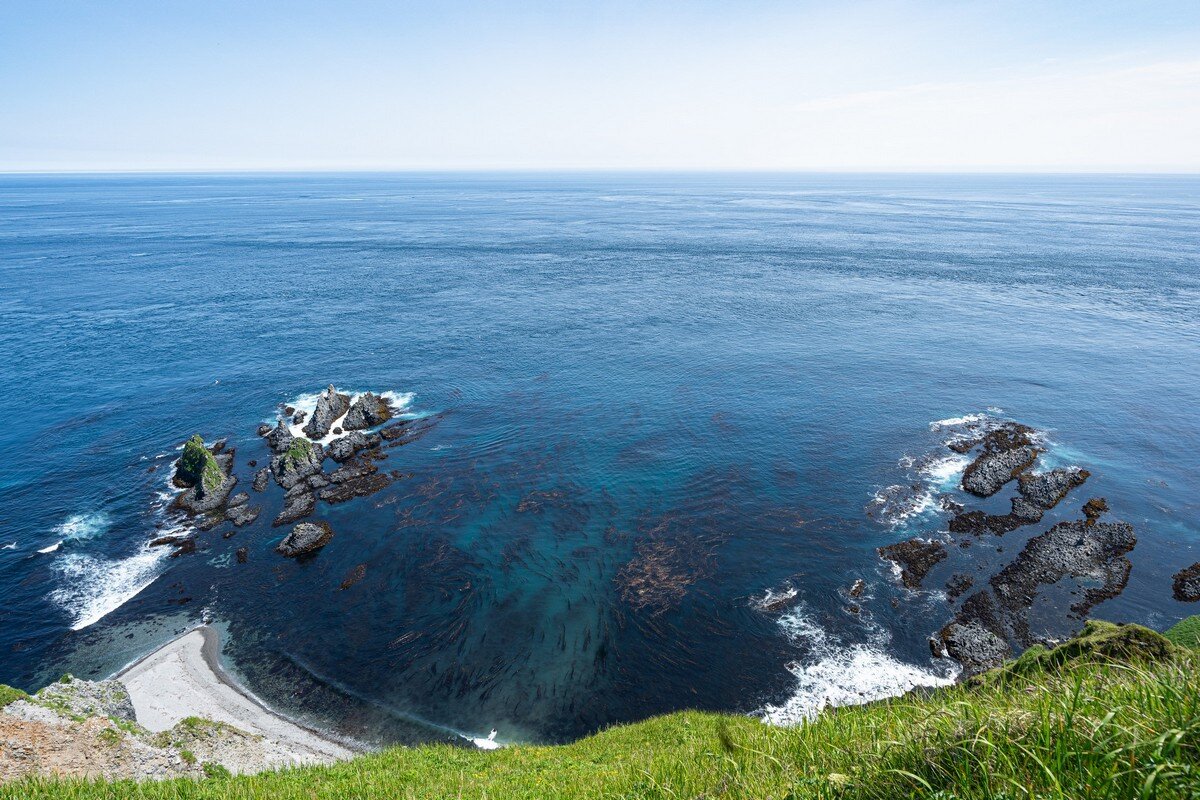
[252,468,270,493]
[284,406,296,416]
[318,471,391,504]
[227,492,249,508]
[1083,497,1109,525]
[303,385,350,440]
[962,446,1038,497]
[940,496,964,515]
[849,578,865,598]
[878,538,947,589]
[991,520,1136,643]
[945,573,975,601]
[1015,467,1089,514]
[1172,563,1200,602]
[173,435,223,490]
[936,590,1011,673]
[292,410,307,425]
[210,438,227,455]
[379,420,413,440]
[265,420,294,453]
[329,458,378,483]
[342,392,392,431]
[236,547,248,564]
[257,423,273,437]
[175,472,237,515]
[949,509,1026,537]
[333,427,342,435]
[273,489,315,526]
[270,438,324,490]
[227,504,261,527]
[222,530,236,539]
[169,538,198,558]
[247,459,257,468]
[195,513,225,531]
[959,422,1039,497]
[339,563,366,590]
[149,535,185,548]
[276,520,334,557]
[326,431,370,463]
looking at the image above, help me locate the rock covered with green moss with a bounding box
[173,435,224,493]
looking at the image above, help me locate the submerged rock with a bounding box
[276,521,334,557]
[303,385,350,440]
[1083,497,1109,525]
[1172,563,1200,602]
[878,538,947,590]
[342,392,392,431]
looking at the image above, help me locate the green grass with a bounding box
[1165,616,1200,651]
[5,621,1200,799]
[0,684,28,708]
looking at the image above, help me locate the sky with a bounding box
[1,1,1198,172]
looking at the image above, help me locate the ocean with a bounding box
[1,172,1197,746]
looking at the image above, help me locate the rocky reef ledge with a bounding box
[0,627,354,782]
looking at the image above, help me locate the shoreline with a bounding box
[115,625,359,765]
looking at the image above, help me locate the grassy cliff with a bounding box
[5,620,1200,799]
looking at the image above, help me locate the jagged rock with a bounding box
[236,547,248,563]
[328,458,377,483]
[257,423,272,437]
[849,579,865,598]
[936,590,1011,673]
[276,521,334,557]
[292,410,307,425]
[175,473,237,515]
[326,431,370,463]
[265,420,294,453]
[878,538,947,589]
[173,435,223,490]
[227,504,260,527]
[1172,563,1200,602]
[227,492,249,508]
[284,406,296,416]
[303,385,350,440]
[252,468,270,493]
[1016,467,1089,513]
[379,420,413,440]
[342,392,392,431]
[169,538,197,557]
[270,438,324,490]
[149,535,186,548]
[272,489,315,526]
[959,422,1039,497]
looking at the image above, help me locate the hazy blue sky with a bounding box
[2,1,1198,171]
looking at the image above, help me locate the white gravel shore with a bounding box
[117,626,355,767]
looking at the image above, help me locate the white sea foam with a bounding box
[280,388,416,445]
[759,603,957,725]
[919,453,971,490]
[752,585,799,611]
[54,511,113,543]
[50,545,169,631]
[38,542,62,554]
[929,413,987,430]
[1,542,16,550]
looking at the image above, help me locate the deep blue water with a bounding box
[1,173,1198,745]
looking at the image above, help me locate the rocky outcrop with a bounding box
[273,486,316,527]
[252,467,270,492]
[264,420,294,453]
[227,504,261,527]
[341,392,391,431]
[173,436,237,516]
[935,591,1011,674]
[276,521,334,557]
[302,385,350,440]
[326,431,370,463]
[1172,563,1200,602]
[878,538,947,590]
[959,422,1039,497]
[1083,497,1109,525]
[1012,467,1090,519]
[269,438,324,490]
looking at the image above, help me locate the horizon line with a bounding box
[3,167,1200,177]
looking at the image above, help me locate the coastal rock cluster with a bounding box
[158,386,437,564]
[875,416,1146,676]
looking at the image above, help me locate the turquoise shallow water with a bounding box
[0,173,1197,744]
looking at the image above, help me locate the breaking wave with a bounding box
[759,602,957,725]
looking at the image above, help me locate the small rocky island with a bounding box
[157,386,436,561]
